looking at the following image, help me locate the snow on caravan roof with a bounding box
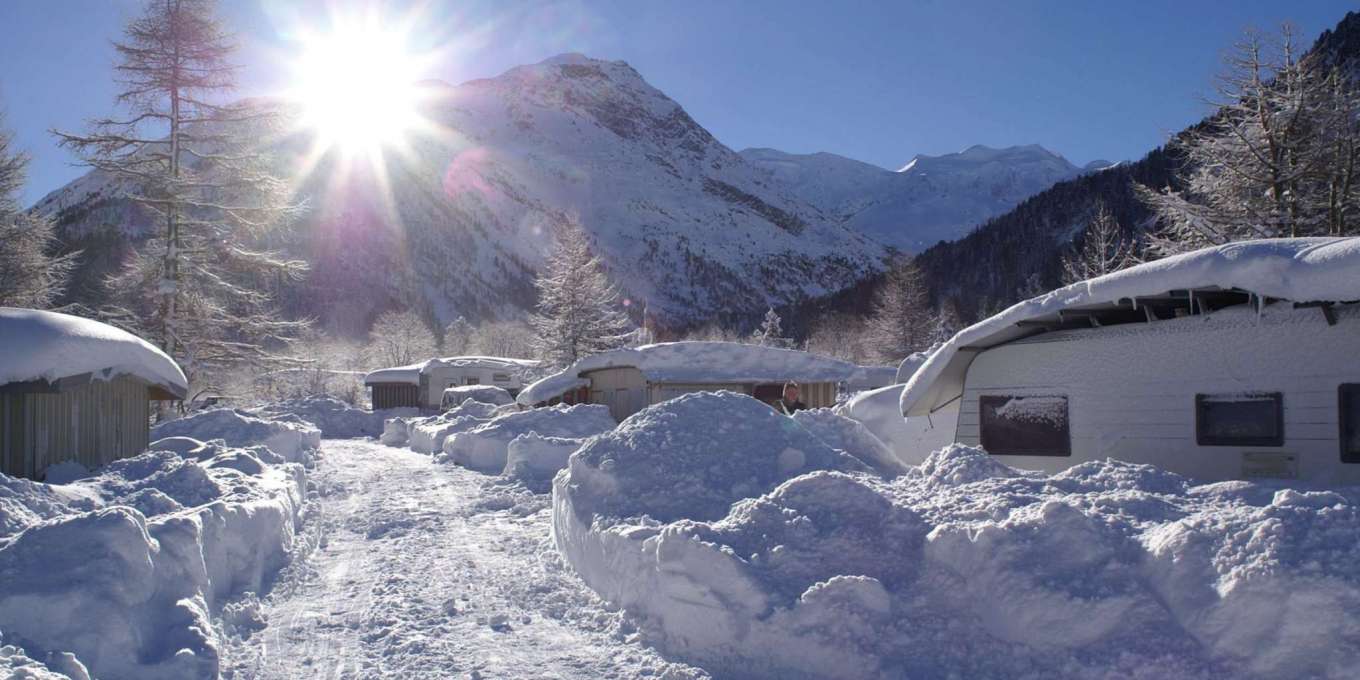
[900,237,1360,417]
[364,356,541,385]
[517,341,863,405]
[0,307,188,397]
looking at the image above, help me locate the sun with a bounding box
[292,22,425,154]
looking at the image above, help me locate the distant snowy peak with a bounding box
[741,143,1095,252]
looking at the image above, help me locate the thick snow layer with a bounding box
[502,433,585,491]
[151,409,321,464]
[0,308,187,396]
[0,640,84,679]
[407,399,506,454]
[838,384,956,465]
[442,404,615,473]
[555,395,1360,679]
[441,384,514,406]
[0,436,306,680]
[791,409,907,477]
[903,237,1360,416]
[518,341,866,405]
[365,356,540,386]
[250,397,417,438]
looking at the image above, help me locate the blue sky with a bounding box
[1,0,1355,206]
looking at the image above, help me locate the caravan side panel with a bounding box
[956,306,1360,484]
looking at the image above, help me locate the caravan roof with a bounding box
[900,237,1360,417]
[364,356,541,386]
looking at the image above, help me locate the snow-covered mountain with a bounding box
[741,143,1090,251]
[36,54,888,332]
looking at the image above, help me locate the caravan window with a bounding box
[979,395,1070,457]
[1195,393,1283,447]
[1341,385,1360,463]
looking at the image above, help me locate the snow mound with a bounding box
[442,404,614,473]
[0,440,306,680]
[441,384,514,406]
[0,639,84,679]
[250,396,416,438]
[0,308,187,397]
[502,433,585,491]
[151,409,321,464]
[791,408,906,477]
[555,407,1360,679]
[407,399,505,454]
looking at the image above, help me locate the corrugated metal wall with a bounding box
[0,376,150,479]
[372,383,421,410]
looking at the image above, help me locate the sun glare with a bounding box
[293,24,424,154]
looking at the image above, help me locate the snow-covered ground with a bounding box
[219,439,705,679]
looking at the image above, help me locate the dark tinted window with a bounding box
[979,395,1071,456]
[1342,385,1360,464]
[1195,393,1283,447]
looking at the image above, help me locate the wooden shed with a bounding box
[364,356,540,411]
[1,308,188,480]
[517,342,871,421]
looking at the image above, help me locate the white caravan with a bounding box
[897,237,1360,485]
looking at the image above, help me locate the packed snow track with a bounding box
[220,439,704,679]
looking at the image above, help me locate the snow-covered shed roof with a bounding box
[517,341,864,405]
[900,237,1360,417]
[0,307,188,398]
[364,356,541,385]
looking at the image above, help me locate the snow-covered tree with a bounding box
[467,319,537,358]
[531,224,633,367]
[53,0,305,379]
[1061,202,1136,284]
[442,316,473,355]
[1140,24,1360,254]
[367,310,438,368]
[0,117,78,308]
[865,257,934,362]
[805,311,872,363]
[753,307,790,347]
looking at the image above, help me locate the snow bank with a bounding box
[151,409,321,464]
[791,409,906,477]
[250,396,417,438]
[0,436,306,680]
[442,404,615,473]
[838,383,958,465]
[518,341,866,405]
[441,384,514,406]
[903,237,1360,416]
[555,395,1360,679]
[502,433,585,491]
[407,399,506,454]
[0,308,187,397]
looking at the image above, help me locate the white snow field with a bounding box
[0,416,312,680]
[555,391,1360,680]
[218,438,706,680]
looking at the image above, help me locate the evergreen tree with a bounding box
[753,307,789,347]
[53,0,305,380]
[442,316,473,355]
[865,257,934,362]
[1060,202,1136,284]
[0,115,78,308]
[367,310,438,368]
[1140,24,1360,254]
[531,224,633,367]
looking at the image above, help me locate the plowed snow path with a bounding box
[221,439,705,679]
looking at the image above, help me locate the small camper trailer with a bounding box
[517,342,881,421]
[0,308,188,480]
[365,356,540,411]
[897,237,1360,485]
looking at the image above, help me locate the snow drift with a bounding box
[442,404,615,473]
[0,439,306,680]
[501,433,586,491]
[250,396,416,438]
[554,391,1360,679]
[151,409,321,464]
[406,399,507,454]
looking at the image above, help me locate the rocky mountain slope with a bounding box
[741,144,1099,251]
